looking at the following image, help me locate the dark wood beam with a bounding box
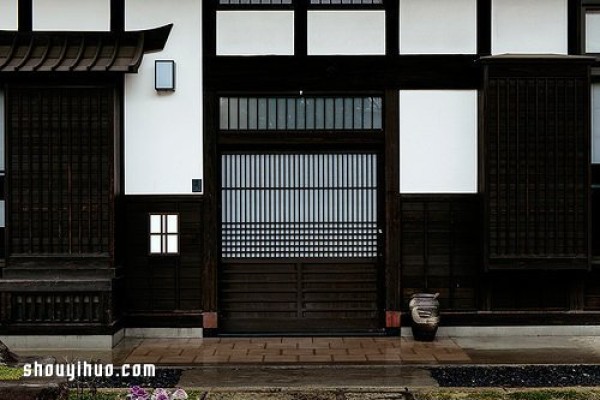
[17,0,32,32]
[294,0,307,57]
[384,90,400,312]
[385,0,399,56]
[204,55,481,91]
[111,0,125,32]
[477,0,492,55]
[202,91,219,312]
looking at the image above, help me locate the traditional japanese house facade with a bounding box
[0,0,600,346]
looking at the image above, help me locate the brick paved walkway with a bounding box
[124,337,471,365]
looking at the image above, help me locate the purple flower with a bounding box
[171,388,188,399]
[152,388,169,400]
[129,386,150,400]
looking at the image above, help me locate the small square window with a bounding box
[149,214,179,255]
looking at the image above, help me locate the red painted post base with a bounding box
[202,312,218,329]
[386,311,401,328]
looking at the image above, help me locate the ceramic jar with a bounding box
[409,293,440,341]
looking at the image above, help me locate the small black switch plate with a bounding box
[192,179,203,193]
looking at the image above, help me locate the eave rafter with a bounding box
[0,24,172,73]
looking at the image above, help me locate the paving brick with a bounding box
[193,355,232,363]
[298,341,330,349]
[332,355,368,362]
[281,349,316,356]
[365,354,402,362]
[145,349,183,357]
[434,352,471,362]
[233,342,267,350]
[347,348,381,356]
[400,353,437,362]
[124,355,161,364]
[298,355,333,362]
[282,338,313,346]
[159,354,197,364]
[263,355,299,363]
[247,349,282,356]
[314,349,348,356]
[128,348,151,357]
[228,355,265,363]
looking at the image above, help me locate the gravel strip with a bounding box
[430,365,600,387]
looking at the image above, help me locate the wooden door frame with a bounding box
[202,90,400,334]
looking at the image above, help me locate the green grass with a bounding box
[0,365,24,381]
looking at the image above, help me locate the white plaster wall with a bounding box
[217,11,294,56]
[492,0,568,55]
[0,0,18,30]
[33,0,110,31]
[400,90,478,194]
[587,12,600,53]
[125,0,202,195]
[592,84,600,163]
[307,11,385,55]
[399,0,477,54]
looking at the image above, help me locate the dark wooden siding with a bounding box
[124,196,203,326]
[6,87,114,256]
[220,259,381,333]
[487,272,570,311]
[399,195,480,311]
[484,63,590,269]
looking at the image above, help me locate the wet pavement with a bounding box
[13,335,600,367]
[11,335,600,390]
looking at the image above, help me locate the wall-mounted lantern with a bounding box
[155,60,176,91]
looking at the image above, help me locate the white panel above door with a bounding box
[399,0,477,54]
[0,0,18,30]
[492,0,568,55]
[307,11,386,55]
[217,11,295,56]
[33,0,110,31]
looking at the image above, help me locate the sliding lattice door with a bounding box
[219,152,382,333]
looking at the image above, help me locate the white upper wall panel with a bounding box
[399,0,477,54]
[125,0,203,195]
[592,84,600,163]
[0,0,18,30]
[307,11,385,55]
[33,0,110,31]
[400,90,478,194]
[492,0,568,55]
[217,11,294,56]
[586,12,600,53]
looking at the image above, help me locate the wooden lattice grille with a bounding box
[219,96,383,131]
[485,76,588,265]
[221,153,380,258]
[7,87,114,255]
[11,292,104,323]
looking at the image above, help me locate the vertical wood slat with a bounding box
[221,153,379,259]
[485,75,588,267]
[7,87,113,256]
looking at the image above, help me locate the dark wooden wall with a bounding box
[399,195,480,312]
[483,58,591,269]
[123,196,203,327]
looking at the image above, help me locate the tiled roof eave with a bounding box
[0,24,172,73]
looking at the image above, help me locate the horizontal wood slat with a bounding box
[219,260,382,333]
[399,195,481,311]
